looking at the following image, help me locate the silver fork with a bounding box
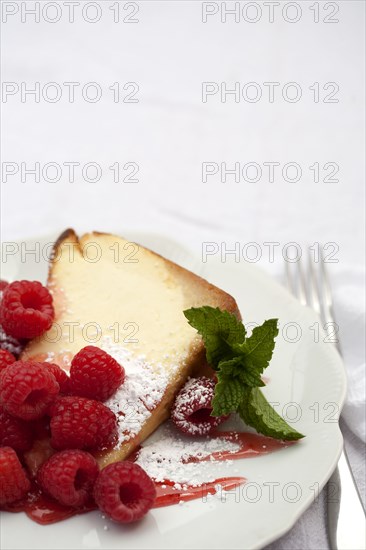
[286,248,366,550]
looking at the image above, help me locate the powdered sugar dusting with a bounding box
[0,326,25,357]
[101,338,241,487]
[101,337,181,446]
[135,424,240,487]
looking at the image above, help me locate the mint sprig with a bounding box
[184,306,304,441]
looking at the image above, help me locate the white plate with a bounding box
[0,232,346,550]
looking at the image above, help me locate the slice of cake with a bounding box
[23,229,240,466]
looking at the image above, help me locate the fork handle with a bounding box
[327,448,366,549]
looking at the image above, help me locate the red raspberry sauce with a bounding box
[2,432,294,525]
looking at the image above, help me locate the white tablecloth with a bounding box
[1,1,365,548]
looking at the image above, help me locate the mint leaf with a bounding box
[236,358,266,388]
[242,319,279,375]
[184,306,245,367]
[219,357,265,388]
[211,373,247,416]
[217,357,243,377]
[238,387,304,441]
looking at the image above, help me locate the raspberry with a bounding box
[0,405,33,452]
[0,280,9,293]
[0,447,31,505]
[0,325,25,358]
[94,462,156,523]
[44,363,70,394]
[38,450,99,507]
[0,280,54,339]
[0,349,16,373]
[0,360,60,420]
[171,377,229,436]
[69,346,125,401]
[50,396,117,451]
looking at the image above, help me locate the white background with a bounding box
[1,1,365,548]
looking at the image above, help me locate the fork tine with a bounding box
[319,248,335,320]
[296,259,308,306]
[307,249,322,316]
[285,261,296,295]
[319,248,341,352]
[286,256,308,306]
